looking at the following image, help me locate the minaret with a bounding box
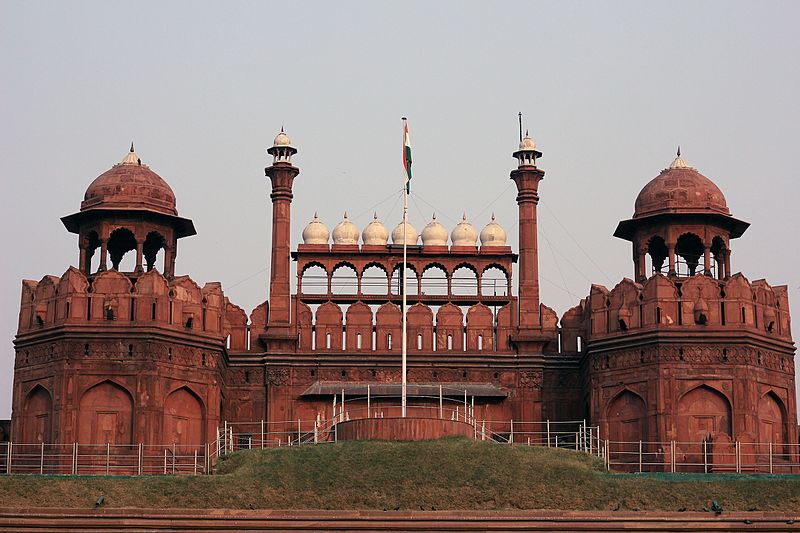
[510,131,544,330]
[264,128,299,342]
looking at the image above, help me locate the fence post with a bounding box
[194,450,198,476]
[605,439,610,471]
[138,443,143,476]
[464,390,467,421]
[205,443,210,474]
[481,420,486,441]
[439,385,443,419]
[72,443,78,475]
[261,420,265,449]
[39,442,44,475]
[106,443,110,476]
[735,441,740,474]
[510,419,514,445]
[164,449,167,475]
[576,431,580,451]
[546,420,551,447]
[314,420,318,444]
[582,419,587,452]
[638,440,642,473]
[703,440,708,474]
[769,441,773,474]
[223,421,228,452]
[367,385,371,418]
[172,443,176,475]
[670,441,675,473]
[5,443,10,474]
[334,422,337,443]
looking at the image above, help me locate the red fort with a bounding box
[9,131,797,471]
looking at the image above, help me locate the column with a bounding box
[703,245,712,276]
[667,243,676,275]
[724,251,731,279]
[510,165,545,329]
[265,161,299,326]
[99,239,108,272]
[135,240,144,273]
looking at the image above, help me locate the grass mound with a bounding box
[1,438,799,511]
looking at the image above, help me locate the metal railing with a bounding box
[603,439,800,474]
[0,441,210,476]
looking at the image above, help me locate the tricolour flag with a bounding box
[403,118,412,193]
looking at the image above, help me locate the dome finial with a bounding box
[130,142,135,153]
[343,211,348,219]
[373,212,378,220]
[677,145,681,158]
[669,147,691,169]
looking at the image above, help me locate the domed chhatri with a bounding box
[267,127,297,163]
[421,214,448,246]
[391,219,419,245]
[362,213,389,245]
[332,212,360,245]
[273,127,292,147]
[81,145,178,216]
[633,150,729,219]
[480,214,507,247]
[302,213,330,245]
[451,214,478,246]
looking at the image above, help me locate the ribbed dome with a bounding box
[519,134,537,151]
[81,146,177,216]
[302,213,330,245]
[362,213,389,245]
[479,214,507,247]
[391,220,419,245]
[332,212,359,244]
[421,214,448,246]
[451,214,478,246]
[273,129,292,147]
[633,154,729,219]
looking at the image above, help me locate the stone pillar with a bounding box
[79,243,88,275]
[164,246,174,278]
[135,239,144,273]
[265,161,299,327]
[703,245,712,276]
[510,163,545,329]
[99,239,108,272]
[724,251,731,279]
[667,243,676,275]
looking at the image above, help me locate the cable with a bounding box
[542,202,613,283]
[474,181,515,221]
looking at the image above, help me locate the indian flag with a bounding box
[402,118,412,193]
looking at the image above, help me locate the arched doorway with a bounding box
[78,381,134,445]
[758,392,788,455]
[163,387,205,448]
[21,385,52,443]
[606,390,647,468]
[676,385,732,442]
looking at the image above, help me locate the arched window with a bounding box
[300,265,328,295]
[391,264,419,296]
[710,236,726,278]
[421,265,448,296]
[107,228,137,272]
[646,236,668,275]
[331,264,358,295]
[143,231,166,272]
[481,266,508,296]
[451,265,478,296]
[675,233,704,276]
[85,231,102,274]
[361,264,389,295]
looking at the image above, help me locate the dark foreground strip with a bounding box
[0,509,799,532]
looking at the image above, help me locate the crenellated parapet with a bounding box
[582,273,791,342]
[17,268,229,339]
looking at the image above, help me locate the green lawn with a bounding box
[1,438,799,511]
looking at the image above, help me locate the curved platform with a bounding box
[336,417,474,441]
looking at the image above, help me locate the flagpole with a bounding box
[401,117,408,418]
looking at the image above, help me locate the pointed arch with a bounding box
[78,380,134,445]
[677,384,732,442]
[164,386,205,449]
[21,385,52,443]
[758,390,788,454]
[606,389,647,444]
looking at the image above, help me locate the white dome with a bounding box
[302,213,330,245]
[421,214,448,246]
[479,214,507,247]
[332,212,359,245]
[451,213,477,246]
[273,128,292,147]
[391,219,419,245]
[519,133,536,151]
[362,213,389,245]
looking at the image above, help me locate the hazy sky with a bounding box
[1,1,799,418]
